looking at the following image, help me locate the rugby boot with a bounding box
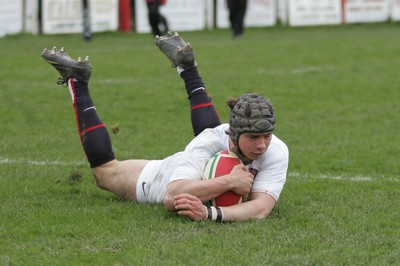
[155,32,196,70]
[41,47,92,85]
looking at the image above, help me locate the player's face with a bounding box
[238,132,272,161]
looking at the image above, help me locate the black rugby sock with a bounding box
[68,79,115,167]
[180,67,221,136]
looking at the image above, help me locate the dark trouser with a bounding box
[147,1,169,36]
[227,0,247,37]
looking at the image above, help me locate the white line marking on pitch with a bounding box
[0,157,86,166]
[1,157,398,182]
[288,171,399,182]
[258,65,334,75]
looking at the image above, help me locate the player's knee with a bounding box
[92,171,110,191]
[91,162,116,191]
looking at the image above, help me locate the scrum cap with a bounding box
[228,93,275,146]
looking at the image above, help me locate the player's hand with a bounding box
[174,193,208,221]
[229,164,254,201]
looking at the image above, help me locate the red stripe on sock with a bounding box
[80,124,105,136]
[70,79,81,134]
[190,102,214,111]
[70,79,89,159]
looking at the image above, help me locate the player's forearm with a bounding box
[163,177,233,211]
[218,193,276,222]
[219,203,267,222]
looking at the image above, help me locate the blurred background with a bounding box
[1,0,400,38]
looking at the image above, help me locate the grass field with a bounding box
[1,23,399,265]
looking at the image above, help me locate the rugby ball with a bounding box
[203,150,243,207]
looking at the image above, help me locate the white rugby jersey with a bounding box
[137,124,289,203]
[169,123,289,201]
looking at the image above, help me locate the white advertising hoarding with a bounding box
[2,0,400,37]
[135,0,206,34]
[0,0,23,37]
[343,0,390,23]
[390,0,400,20]
[278,0,288,24]
[288,0,342,26]
[24,0,40,34]
[42,0,118,34]
[216,0,276,28]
